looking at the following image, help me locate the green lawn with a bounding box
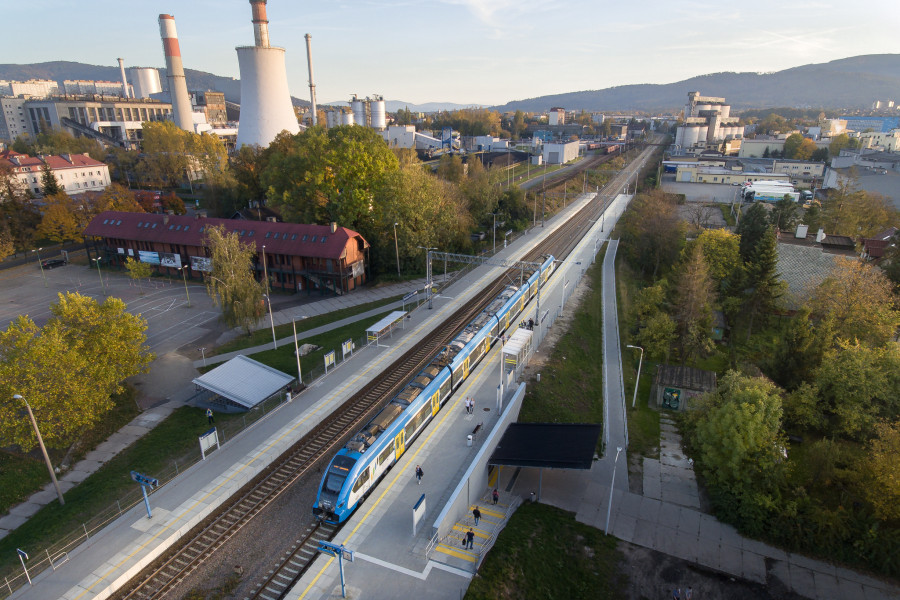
[465,502,626,600]
[719,203,736,226]
[211,295,403,356]
[519,250,604,430]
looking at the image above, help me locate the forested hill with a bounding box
[492,54,900,113]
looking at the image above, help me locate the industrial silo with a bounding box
[325,110,339,129]
[341,110,354,126]
[130,68,162,99]
[351,95,367,127]
[370,95,386,130]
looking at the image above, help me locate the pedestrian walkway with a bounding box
[430,490,518,572]
[0,401,180,541]
[642,413,701,510]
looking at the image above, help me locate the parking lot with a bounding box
[661,176,742,204]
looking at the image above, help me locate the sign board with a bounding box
[190,256,212,272]
[402,290,417,302]
[130,471,158,488]
[199,427,220,460]
[17,549,28,560]
[325,350,336,373]
[159,252,181,268]
[341,339,353,360]
[412,493,426,536]
[318,540,354,562]
[138,250,160,265]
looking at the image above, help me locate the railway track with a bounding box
[116,141,659,600]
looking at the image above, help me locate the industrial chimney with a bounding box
[305,34,317,126]
[235,0,300,148]
[158,14,194,132]
[117,58,130,98]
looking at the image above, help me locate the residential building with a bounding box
[82,212,369,295]
[0,150,110,196]
[548,107,565,126]
[859,129,900,152]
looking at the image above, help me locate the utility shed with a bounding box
[192,355,294,412]
[653,365,717,411]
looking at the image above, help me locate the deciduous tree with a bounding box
[36,193,83,242]
[672,244,714,363]
[204,225,264,335]
[124,257,152,295]
[862,420,900,520]
[770,196,799,231]
[619,190,684,277]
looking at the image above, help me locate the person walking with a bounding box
[465,528,475,550]
[473,507,481,526]
[672,588,681,600]
[206,408,214,425]
[684,587,692,600]
[492,489,499,505]
[468,398,474,414]
[415,464,424,485]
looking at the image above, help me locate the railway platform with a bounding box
[8,189,605,600]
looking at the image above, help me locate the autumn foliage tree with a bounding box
[0,292,153,450]
[204,225,264,335]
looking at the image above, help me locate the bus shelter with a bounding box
[366,311,407,346]
[192,355,294,413]
[502,328,533,374]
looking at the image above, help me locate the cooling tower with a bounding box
[130,68,163,99]
[158,15,193,131]
[235,0,300,148]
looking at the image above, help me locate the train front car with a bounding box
[314,452,358,524]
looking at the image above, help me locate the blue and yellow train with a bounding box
[313,256,555,524]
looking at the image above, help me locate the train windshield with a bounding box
[323,455,356,494]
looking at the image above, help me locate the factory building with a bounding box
[0,80,60,97]
[191,91,227,127]
[349,94,387,130]
[83,211,369,296]
[325,108,354,128]
[63,80,133,97]
[674,91,743,153]
[542,141,579,165]
[381,125,441,151]
[235,0,300,148]
[0,150,111,197]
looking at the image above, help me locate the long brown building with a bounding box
[83,211,369,295]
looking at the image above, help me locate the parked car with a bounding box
[41,258,67,269]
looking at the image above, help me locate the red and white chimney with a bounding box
[158,14,193,131]
[250,0,270,48]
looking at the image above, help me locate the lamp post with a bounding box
[416,246,437,309]
[92,257,105,295]
[13,394,64,506]
[626,345,644,408]
[489,212,498,254]
[604,446,622,535]
[393,222,401,277]
[261,245,270,295]
[264,294,277,349]
[177,265,191,307]
[33,248,47,287]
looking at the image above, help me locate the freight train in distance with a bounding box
[313,255,556,524]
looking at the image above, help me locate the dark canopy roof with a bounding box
[489,423,601,470]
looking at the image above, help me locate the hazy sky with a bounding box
[5,1,899,106]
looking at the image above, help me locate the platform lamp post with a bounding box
[604,446,622,535]
[263,294,277,349]
[177,265,191,307]
[393,222,401,277]
[33,248,47,287]
[626,345,644,408]
[92,257,105,295]
[489,212,498,254]
[13,394,64,506]
[417,246,437,309]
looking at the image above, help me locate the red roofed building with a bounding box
[83,211,369,295]
[0,150,111,197]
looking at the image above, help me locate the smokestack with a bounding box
[117,58,130,98]
[305,34,318,126]
[158,14,194,132]
[250,0,270,48]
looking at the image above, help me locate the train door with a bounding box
[463,356,470,379]
[431,391,440,416]
[395,429,406,459]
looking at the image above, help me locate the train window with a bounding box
[377,443,393,466]
[352,467,371,492]
[439,377,451,400]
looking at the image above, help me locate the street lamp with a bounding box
[626,345,644,408]
[416,246,437,309]
[604,446,623,535]
[489,212,498,254]
[13,394,64,506]
[92,257,105,295]
[393,222,401,277]
[33,248,47,288]
[263,294,277,349]
[177,265,191,307]
[261,245,270,296]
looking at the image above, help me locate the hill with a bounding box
[492,54,900,113]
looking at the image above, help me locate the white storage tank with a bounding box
[326,109,339,129]
[341,110,354,126]
[130,68,163,99]
[681,125,702,147]
[370,95,386,130]
[351,95,366,127]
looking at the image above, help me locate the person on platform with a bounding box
[473,507,481,525]
[466,528,475,549]
[492,489,500,505]
[415,464,424,485]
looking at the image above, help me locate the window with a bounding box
[265,232,271,238]
[302,234,308,241]
[240,230,245,236]
[310,236,317,243]
[169,225,175,230]
[175,225,181,231]
[247,230,254,236]
[136,221,142,227]
[103,219,109,225]
[184,226,190,232]
[151,223,157,228]
[115,220,121,225]
[321,236,327,243]
[291,234,297,240]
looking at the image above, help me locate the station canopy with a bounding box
[489,423,602,470]
[366,310,407,343]
[192,355,294,410]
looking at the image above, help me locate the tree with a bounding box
[802,203,823,233]
[141,121,228,189]
[770,196,799,231]
[204,225,265,335]
[40,162,61,196]
[684,203,717,231]
[436,154,465,184]
[619,189,684,277]
[692,229,742,295]
[807,257,899,347]
[743,227,784,339]
[735,203,769,262]
[0,293,152,450]
[36,193,83,242]
[672,244,714,363]
[94,183,143,214]
[821,177,897,238]
[636,312,677,362]
[794,138,818,161]
[829,133,859,157]
[811,147,830,162]
[124,257,152,295]
[814,340,900,439]
[766,307,831,391]
[0,225,14,261]
[783,133,805,159]
[691,371,785,489]
[882,231,900,290]
[862,420,900,520]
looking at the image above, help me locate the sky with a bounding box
[4,1,899,107]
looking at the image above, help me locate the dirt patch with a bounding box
[523,277,594,374]
[617,542,807,600]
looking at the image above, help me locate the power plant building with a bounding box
[674,91,743,153]
[235,0,300,148]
